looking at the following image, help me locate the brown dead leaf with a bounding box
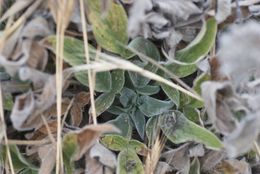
[70,92,90,126]
[38,144,56,174]
[161,143,190,173]
[216,159,251,174]
[209,57,228,81]
[10,74,69,130]
[155,161,173,174]
[29,120,57,140]
[73,124,119,161]
[0,16,51,77]
[10,90,35,130]
[200,150,226,172]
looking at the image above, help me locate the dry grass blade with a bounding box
[55,1,74,173]
[0,0,34,22]
[79,0,97,125]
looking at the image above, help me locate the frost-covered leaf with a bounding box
[130,109,145,139]
[135,85,160,96]
[160,83,180,108]
[146,116,159,146]
[138,96,174,117]
[215,0,232,24]
[160,111,223,150]
[110,70,125,93]
[117,149,144,174]
[119,87,137,108]
[128,37,160,87]
[108,113,132,138]
[86,0,132,57]
[95,92,115,116]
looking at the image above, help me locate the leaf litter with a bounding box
[1,0,260,174]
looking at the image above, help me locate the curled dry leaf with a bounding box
[70,92,90,127]
[128,0,204,39]
[201,81,237,134]
[200,150,226,172]
[216,159,251,174]
[0,16,51,76]
[161,143,190,173]
[26,120,57,140]
[155,162,173,174]
[38,144,56,174]
[89,143,117,169]
[10,74,69,130]
[63,124,119,161]
[19,67,50,89]
[224,114,260,158]
[215,0,232,23]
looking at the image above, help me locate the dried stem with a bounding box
[80,0,97,125]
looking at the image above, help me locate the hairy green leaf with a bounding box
[160,111,223,150]
[160,83,180,108]
[110,70,125,93]
[135,85,160,96]
[86,0,132,57]
[119,87,137,107]
[101,134,147,155]
[108,113,132,138]
[165,18,217,77]
[117,149,144,174]
[130,109,145,139]
[146,116,159,146]
[95,92,115,116]
[138,96,174,117]
[62,134,77,174]
[128,37,160,87]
